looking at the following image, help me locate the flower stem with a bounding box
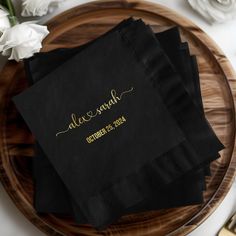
[2,0,17,26]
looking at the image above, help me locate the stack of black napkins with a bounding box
[13,18,224,230]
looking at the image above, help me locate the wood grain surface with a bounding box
[0,0,236,235]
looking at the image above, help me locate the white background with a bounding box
[0,0,236,235]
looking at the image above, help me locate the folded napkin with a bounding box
[25,26,207,219]
[14,19,194,228]
[14,18,224,229]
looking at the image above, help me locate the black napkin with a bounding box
[25,26,208,218]
[14,19,224,229]
[14,19,204,229]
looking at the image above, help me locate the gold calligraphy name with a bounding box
[56,87,134,137]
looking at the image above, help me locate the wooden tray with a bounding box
[0,1,236,235]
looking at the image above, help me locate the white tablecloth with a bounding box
[0,0,235,235]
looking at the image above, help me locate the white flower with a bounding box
[0,22,49,61]
[188,0,236,24]
[0,7,10,33]
[21,0,64,17]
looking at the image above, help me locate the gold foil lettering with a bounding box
[56,87,134,137]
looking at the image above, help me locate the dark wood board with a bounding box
[0,0,236,235]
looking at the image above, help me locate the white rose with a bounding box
[21,0,64,17]
[188,0,236,24]
[0,22,49,61]
[0,7,10,33]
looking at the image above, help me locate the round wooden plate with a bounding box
[0,0,236,235]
